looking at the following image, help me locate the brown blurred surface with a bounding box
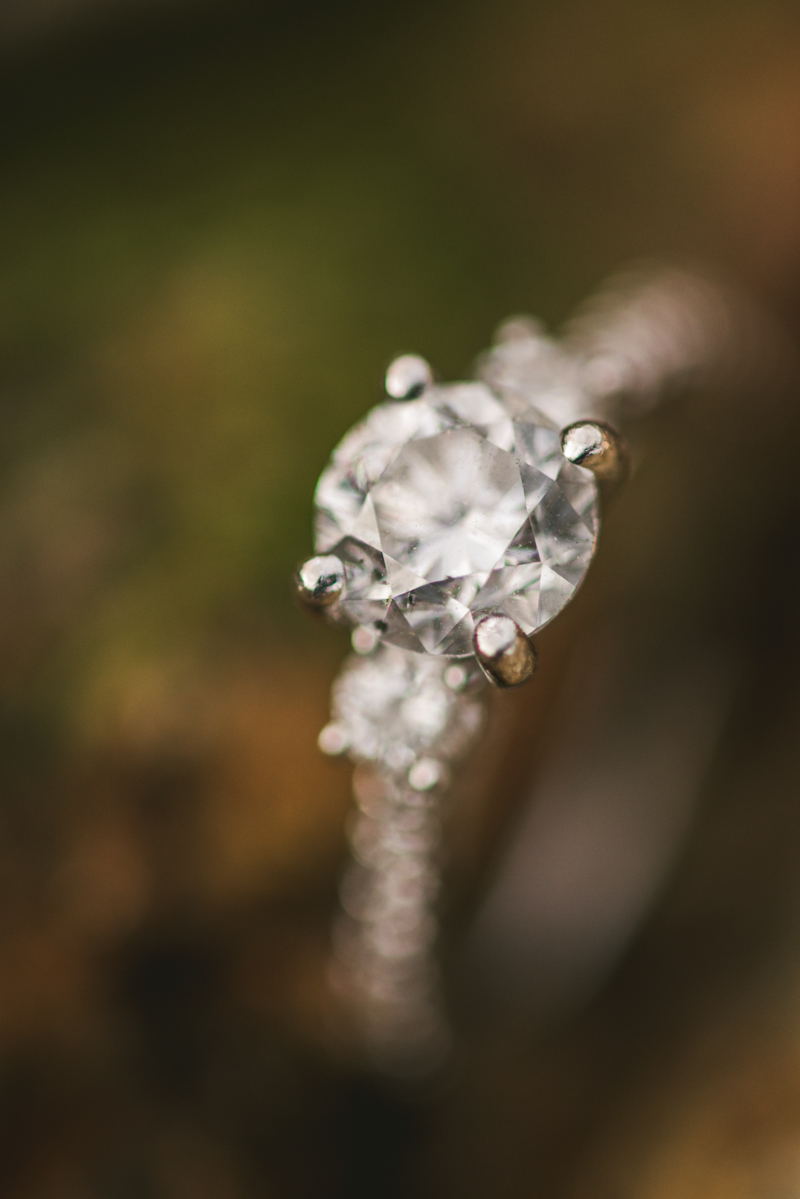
[3,1,800,1195]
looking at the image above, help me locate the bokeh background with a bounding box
[5,1,800,1196]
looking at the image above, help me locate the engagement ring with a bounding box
[293,265,790,1077]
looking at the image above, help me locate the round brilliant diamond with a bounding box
[314,382,597,656]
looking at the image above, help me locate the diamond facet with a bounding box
[314,382,598,656]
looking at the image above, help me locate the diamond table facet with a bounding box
[314,382,598,656]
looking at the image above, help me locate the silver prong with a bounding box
[293,554,345,612]
[473,614,536,689]
[560,420,629,486]
[385,354,432,400]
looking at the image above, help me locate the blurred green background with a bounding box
[3,2,800,1196]
[4,0,796,724]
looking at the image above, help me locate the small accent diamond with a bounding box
[330,643,484,775]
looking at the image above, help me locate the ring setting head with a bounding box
[310,368,600,662]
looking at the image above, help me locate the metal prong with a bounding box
[293,554,345,612]
[473,614,537,689]
[385,354,432,400]
[560,420,629,486]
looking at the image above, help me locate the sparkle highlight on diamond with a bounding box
[314,380,598,656]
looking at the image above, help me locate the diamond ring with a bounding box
[293,265,790,1076]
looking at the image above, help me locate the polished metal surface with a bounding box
[293,554,345,611]
[474,614,537,688]
[560,420,628,486]
[385,353,433,400]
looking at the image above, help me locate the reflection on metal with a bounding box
[385,354,433,401]
[293,554,345,611]
[560,421,628,487]
[474,614,537,689]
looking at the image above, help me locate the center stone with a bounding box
[314,382,598,656]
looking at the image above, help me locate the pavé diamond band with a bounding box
[294,265,792,1077]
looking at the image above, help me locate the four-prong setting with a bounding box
[294,554,345,613]
[560,420,628,487]
[302,354,630,682]
[473,614,537,689]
